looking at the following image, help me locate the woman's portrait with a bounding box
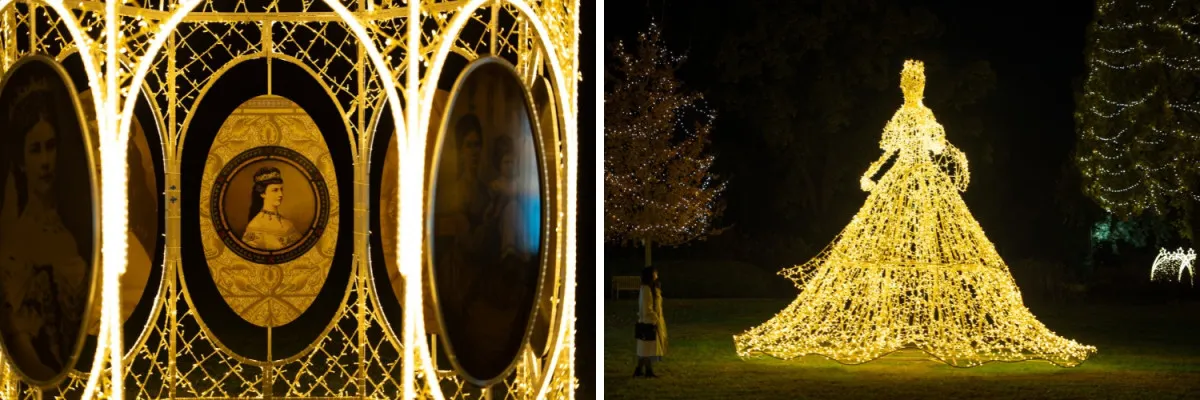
[0,57,96,384]
[200,95,338,329]
[214,149,324,264]
[242,166,300,251]
[430,58,546,386]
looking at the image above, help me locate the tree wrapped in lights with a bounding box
[1076,0,1200,241]
[604,22,724,265]
[735,60,1096,367]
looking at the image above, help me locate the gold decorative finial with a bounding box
[901,59,925,104]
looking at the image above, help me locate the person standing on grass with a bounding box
[634,265,667,378]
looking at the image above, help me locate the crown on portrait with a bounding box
[8,78,51,121]
[254,171,281,182]
[900,59,925,103]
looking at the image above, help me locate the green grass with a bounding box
[604,298,1200,399]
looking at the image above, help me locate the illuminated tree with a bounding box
[735,60,1096,367]
[1075,0,1200,242]
[604,22,725,266]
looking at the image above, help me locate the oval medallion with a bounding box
[199,95,339,328]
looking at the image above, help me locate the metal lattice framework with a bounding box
[0,0,579,398]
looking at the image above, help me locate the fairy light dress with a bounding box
[733,60,1096,367]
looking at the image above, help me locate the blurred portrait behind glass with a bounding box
[431,59,545,385]
[77,89,158,337]
[0,57,96,384]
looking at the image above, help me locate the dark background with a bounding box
[603,0,1191,301]
[576,1,597,395]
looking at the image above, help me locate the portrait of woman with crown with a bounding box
[241,166,300,251]
[200,96,335,331]
[209,145,327,265]
[0,56,97,384]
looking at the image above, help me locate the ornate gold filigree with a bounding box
[0,0,579,398]
[200,95,340,328]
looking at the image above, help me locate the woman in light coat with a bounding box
[634,265,667,377]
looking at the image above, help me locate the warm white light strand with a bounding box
[736,60,1096,367]
[1150,247,1196,284]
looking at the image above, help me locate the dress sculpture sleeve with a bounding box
[861,117,900,192]
[950,144,970,191]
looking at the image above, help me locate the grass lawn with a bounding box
[604,298,1200,399]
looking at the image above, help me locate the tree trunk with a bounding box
[1189,204,1200,248]
[643,239,653,267]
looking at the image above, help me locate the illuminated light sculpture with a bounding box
[1150,247,1196,285]
[734,60,1097,367]
[0,0,580,398]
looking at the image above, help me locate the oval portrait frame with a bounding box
[182,59,353,362]
[0,54,100,388]
[528,75,562,359]
[209,145,330,265]
[425,56,552,388]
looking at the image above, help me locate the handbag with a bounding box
[634,322,657,341]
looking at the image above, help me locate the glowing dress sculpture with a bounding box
[733,60,1096,367]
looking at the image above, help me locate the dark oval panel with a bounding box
[0,55,99,387]
[428,57,549,387]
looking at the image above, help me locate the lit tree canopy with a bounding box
[604,23,725,249]
[1076,0,1200,241]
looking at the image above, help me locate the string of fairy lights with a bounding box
[604,22,725,247]
[1149,247,1196,285]
[736,60,1096,367]
[1076,0,1200,215]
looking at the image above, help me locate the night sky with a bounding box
[605,0,1100,267]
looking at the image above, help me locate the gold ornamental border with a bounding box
[0,0,579,398]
